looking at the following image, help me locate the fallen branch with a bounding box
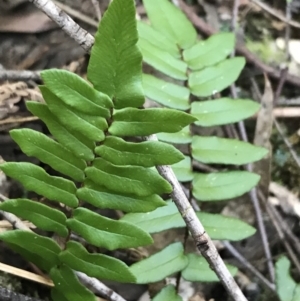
[24,1,248,300]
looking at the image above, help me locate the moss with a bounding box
[246,37,285,65]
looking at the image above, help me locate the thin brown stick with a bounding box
[273,67,289,105]
[267,204,300,275]
[28,0,95,52]
[223,241,276,292]
[274,119,300,168]
[0,263,53,287]
[270,204,300,256]
[258,191,300,275]
[90,0,101,21]
[0,116,39,125]
[250,0,300,29]
[284,1,292,60]
[53,0,99,27]
[27,0,249,299]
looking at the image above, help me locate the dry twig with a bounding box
[223,241,276,292]
[259,191,300,276]
[0,116,39,125]
[250,0,300,29]
[28,0,94,52]
[53,0,99,27]
[0,70,41,82]
[268,201,300,256]
[90,0,101,21]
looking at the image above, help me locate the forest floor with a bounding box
[1,0,300,300]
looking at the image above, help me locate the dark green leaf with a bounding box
[142,74,190,110]
[0,162,78,207]
[138,39,187,80]
[276,256,297,301]
[182,253,237,282]
[0,199,68,237]
[192,136,268,165]
[59,241,135,283]
[189,57,245,97]
[85,158,172,197]
[6,242,53,272]
[41,69,112,116]
[193,171,260,201]
[50,265,96,301]
[40,87,106,142]
[77,180,166,213]
[51,289,69,301]
[137,21,180,58]
[191,98,260,126]
[129,242,188,283]
[143,0,197,49]
[157,126,192,144]
[153,285,183,301]
[10,129,86,182]
[183,33,235,70]
[0,230,60,269]
[27,102,94,161]
[87,0,144,109]
[67,208,153,250]
[110,108,197,136]
[95,136,184,167]
[122,201,256,240]
[171,156,194,182]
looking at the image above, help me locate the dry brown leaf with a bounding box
[0,82,43,120]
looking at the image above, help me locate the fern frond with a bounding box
[0,0,197,299]
[140,0,266,213]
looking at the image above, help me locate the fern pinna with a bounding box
[0,0,196,300]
